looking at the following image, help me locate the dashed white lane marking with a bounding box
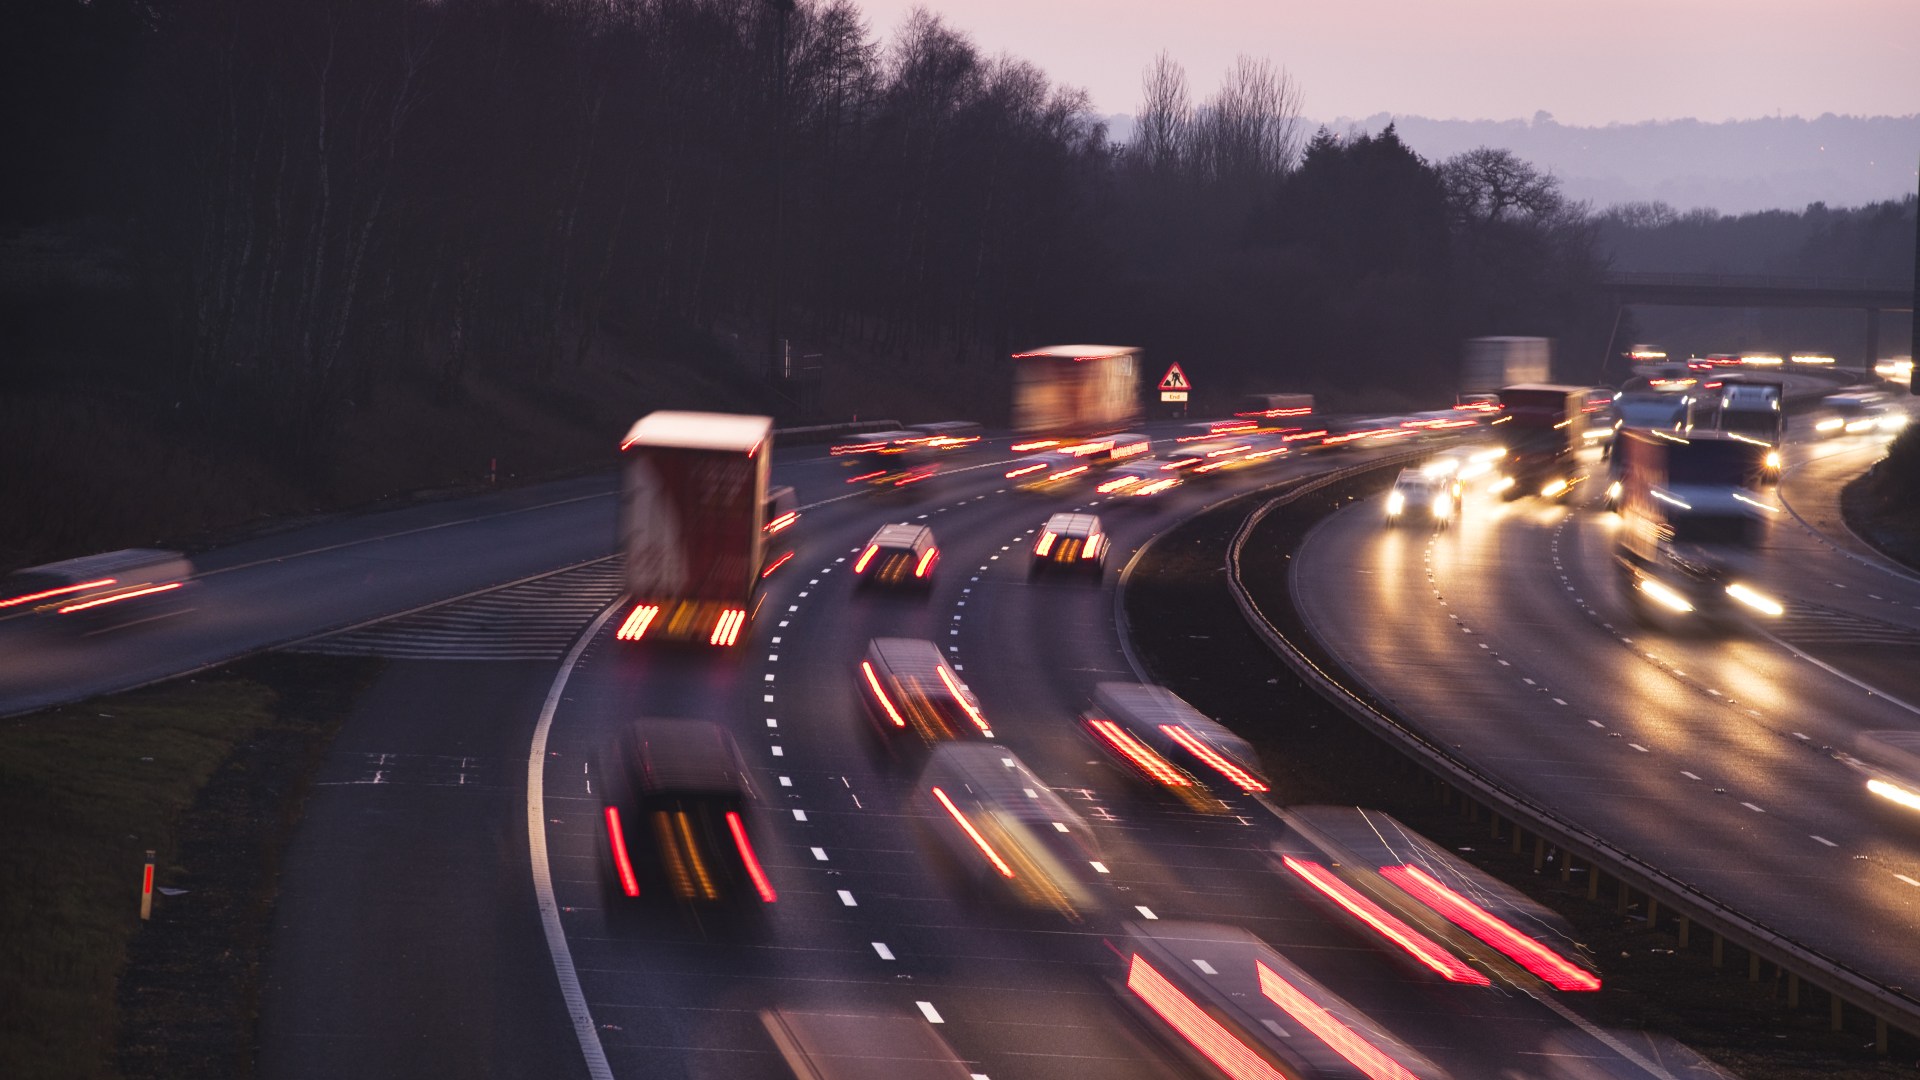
[1629,743,1650,753]
[1812,835,1837,847]
[916,1000,944,1023]
[792,808,807,821]
[1193,959,1218,975]
[1588,720,1605,728]
[771,745,784,756]
[1552,698,1568,705]
[811,847,828,861]
[1897,874,1920,888]
[838,889,858,906]
[1136,905,1158,920]
[779,776,792,787]
[1682,771,1702,780]
[1090,861,1110,874]
[767,719,778,728]
[873,942,895,960]
[1742,802,1766,813]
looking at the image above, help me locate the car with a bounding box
[858,638,993,754]
[1005,451,1091,491]
[854,524,939,589]
[1031,513,1107,577]
[1080,682,1269,810]
[1092,458,1184,499]
[1817,392,1903,436]
[600,719,777,907]
[916,743,1102,920]
[0,548,193,627]
[1384,468,1457,528]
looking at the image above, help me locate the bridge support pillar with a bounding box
[1866,307,1882,372]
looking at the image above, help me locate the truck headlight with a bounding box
[1763,450,1781,470]
[1433,494,1452,518]
[1725,582,1784,616]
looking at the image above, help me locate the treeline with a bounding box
[1597,196,1917,281]
[1594,197,1915,363]
[9,0,1615,455]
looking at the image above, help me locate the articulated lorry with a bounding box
[1010,345,1141,441]
[1492,384,1585,499]
[1614,428,1783,623]
[614,411,785,647]
[1462,337,1552,399]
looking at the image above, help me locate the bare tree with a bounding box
[1134,51,1190,176]
[1194,55,1302,186]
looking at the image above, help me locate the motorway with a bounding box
[235,430,1723,1080]
[1289,413,1920,1020]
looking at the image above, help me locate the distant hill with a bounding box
[1107,112,1919,216]
[1326,113,1919,215]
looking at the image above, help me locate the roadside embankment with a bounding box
[0,654,377,1080]
[1843,425,1920,572]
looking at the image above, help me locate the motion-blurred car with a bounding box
[917,743,1103,920]
[601,719,776,907]
[0,548,192,626]
[858,637,993,754]
[760,1008,974,1080]
[1817,392,1903,436]
[1031,513,1108,577]
[1080,682,1269,811]
[1162,439,1253,476]
[854,524,939,589]
[1384,468,1457,528]
[1093,458,1184,499]
[1005,451,1092,492]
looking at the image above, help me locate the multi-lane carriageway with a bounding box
[1291,412,1920,1051]
[215,428,1733,1080]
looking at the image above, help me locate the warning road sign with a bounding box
[1158,363,1191,391]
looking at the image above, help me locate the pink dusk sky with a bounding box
[854,0,1920,125]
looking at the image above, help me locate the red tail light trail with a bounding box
[861,662,907,727]
[57,581,182,614]
[1256,961,1421,1080]
[726,811,778,903]
[709,608,747,647]
[934,665,991,734]
[0,577,116,609]
[1280,856,1488,986]
[616,604,661,641]
[760,551,795,578]
[1088,719,1190,788]
[604,806,641,897]
[1162,725,1268,793]
[914,548,938,578]
[931,786,1015,878]
[853,545,879,573]
[1378,863,1600,991]
[1126,954,1286,1080]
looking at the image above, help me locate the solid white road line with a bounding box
[526,597,625,1080]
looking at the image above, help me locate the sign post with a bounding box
[1158,364,1191,415]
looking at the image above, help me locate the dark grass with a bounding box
[0,654,379,1080]
[1842,425,1920,574]
[1123,469,1917,1078]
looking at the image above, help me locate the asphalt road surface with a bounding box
[1290,411,1920,1020]
[251,432,1724,1080]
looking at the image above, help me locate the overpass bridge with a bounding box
[1598,271,1916,378]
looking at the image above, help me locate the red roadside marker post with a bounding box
[140,850,155,921]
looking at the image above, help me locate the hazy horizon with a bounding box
[857,1,1920,126]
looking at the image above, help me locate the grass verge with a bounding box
[1842,425,1920,573]
[0,653,379,1080]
